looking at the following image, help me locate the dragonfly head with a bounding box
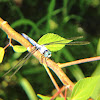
[43,50,51,58]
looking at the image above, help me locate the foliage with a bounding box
[12,45,27,53]
[38,75,100,100]
[0,47,5,63]
[0,0,100,100]
[38,33,72,51]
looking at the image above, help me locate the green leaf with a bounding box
[97,95,100,100]
[38,33,73,52]
[91,75,100,99]
[71,75,100,100]
[0,47,5,63]
[37,94,51,100]
[13,45,27,53]
[37,94,64,100]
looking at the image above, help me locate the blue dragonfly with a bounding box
[22,33,52,58]
[3,33,89,78]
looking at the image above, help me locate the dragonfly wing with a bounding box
[38,33,89,52]
[44,41,90,45]
[60,41,90,45]
[38,33,73,52]
[43,41,89,52]
[44,40,73,52]
[67,36,83,40]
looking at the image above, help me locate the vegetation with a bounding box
[0,0,100,100]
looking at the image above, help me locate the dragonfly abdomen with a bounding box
[21,33,51,58]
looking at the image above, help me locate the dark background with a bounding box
[0,0,100,100]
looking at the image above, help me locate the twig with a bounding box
[59,56,100,68]
[0,17,74,90]
[43,64,64,97]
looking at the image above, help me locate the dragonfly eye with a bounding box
[43,50,51,58]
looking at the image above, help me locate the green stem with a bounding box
[19,76,38,100]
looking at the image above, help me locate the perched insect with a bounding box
[3,33,90,78]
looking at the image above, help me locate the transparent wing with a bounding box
[56,41,90,45]
[43,37,89,52]
[3,48,37,78]
[44,41,90,45]
[43,36,88,45]
[66,36,83,40]
[38,33,73,52]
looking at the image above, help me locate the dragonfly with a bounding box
[22,33,52,58]
[3,33,90,78]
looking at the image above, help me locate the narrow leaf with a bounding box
[37,94,64,100]
[37,94,51,100]
[13,45,27,53]
[19,77,38,100]
[38,33,72,52]
[97,38,100,56]
[0,47,5,63]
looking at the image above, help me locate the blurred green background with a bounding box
[0,0,100,100]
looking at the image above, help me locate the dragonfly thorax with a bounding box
[43,50,51,58]
[38,45,51,58]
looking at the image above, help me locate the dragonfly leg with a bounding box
[40,54,44,64]
[40,55,48,66]
[45,57,49,67]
